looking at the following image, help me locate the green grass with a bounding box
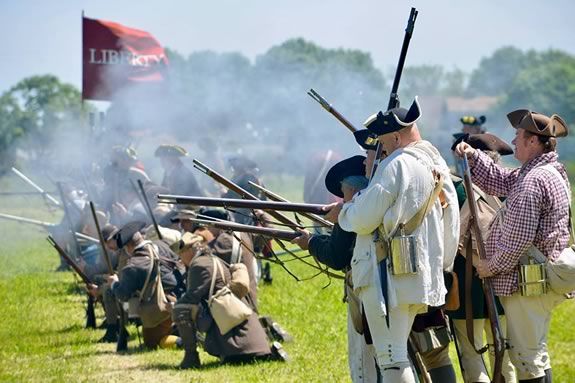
[1,173,575,382]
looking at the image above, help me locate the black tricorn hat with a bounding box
[451,133,513,156]
[507,109,568,138]
[154,144,188,157]
[460,115,486,126]
[114,221,147,249]
[324,155,367,198]
[364,97,422,136]
[353,129,378,151]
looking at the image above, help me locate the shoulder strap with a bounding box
[208,256,227,300]
[403,172,444,234]
[231,233,242,264]
[139,245,157,303]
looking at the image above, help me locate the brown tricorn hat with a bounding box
[507,109,568,138]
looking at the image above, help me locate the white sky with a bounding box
[1,0,574,93]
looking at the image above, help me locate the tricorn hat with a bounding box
[507,109,568,138]
[155,144,188,157]
[451,133,513,156]
[114,221,147,249]
[324,155,368,198]
[460,115,486,126]
[353,129,378,151]
[364,97,422,136]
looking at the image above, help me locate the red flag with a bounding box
[82,16,169,101]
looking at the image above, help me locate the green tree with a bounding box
[0,75,84,170]
[467,46,530,96]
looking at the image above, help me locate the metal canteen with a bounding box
[389,227,419,275]
[518,263,547,297]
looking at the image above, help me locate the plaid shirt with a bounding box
[470,150,571,296]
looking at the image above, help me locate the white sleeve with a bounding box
[338,182,393,236]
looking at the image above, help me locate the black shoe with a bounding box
[180,351,201,369]
[270,341,289,362]
[262,263,273,284]
[98,324,119,343]
[260,316,292,343]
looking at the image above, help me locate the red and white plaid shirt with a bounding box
[470,150,571,296]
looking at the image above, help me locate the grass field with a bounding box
[1,173,575,382]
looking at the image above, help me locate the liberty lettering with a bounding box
[88,48,165,67]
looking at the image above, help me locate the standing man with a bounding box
[155,144,203,197]
[330,98,459,382]
[449,132,516,383]
[455,109,571,383]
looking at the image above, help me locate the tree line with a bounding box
[1,40,574,175]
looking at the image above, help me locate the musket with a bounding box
[462,154,506,383]
[47,235,93,285]
[158,195,326,216]
[88,201,129,352]
[136,179,163,240]
[190,218,299,241]
[0,191,58,196]
[47,235,97,328]
[192,159,305,228]
[0,212,98,243]
[307,89,359,133]
[369,7,418,179]
[11,167,61,207]
[247,181,333,228]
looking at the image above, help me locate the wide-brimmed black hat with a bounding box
[364,97,422,136]
[114,221,147,249]
[324,155,367,198]
[507,109,568,138]
[197,208,230,222]
[451,133,513,155]
[353,129,378,151]
[460,115,486,126]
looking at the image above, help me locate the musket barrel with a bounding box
[158,195,327,215]
[190,218,299,241]
[192,159,307,227]
[247,181,333,228]
[11,167,61,206]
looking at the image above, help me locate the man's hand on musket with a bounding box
[107,273,119,285]
[86,283,99,298]
[475,259,494,278]
[322,202,343,223]
[291,229,312,250]
[454,142,476,159]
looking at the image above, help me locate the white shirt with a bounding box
[339,140,459,311]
